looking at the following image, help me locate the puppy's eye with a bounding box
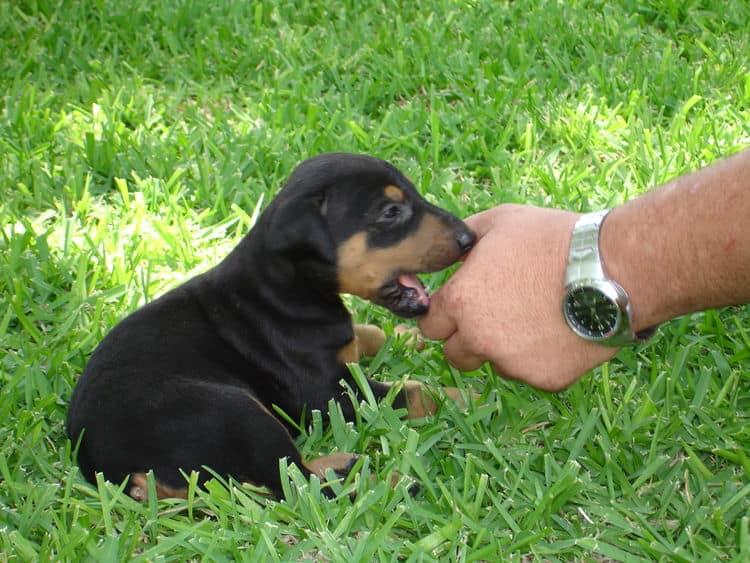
[377,203,412,225]
[379,204,402,222]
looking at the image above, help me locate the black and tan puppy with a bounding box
[67,153,476,500]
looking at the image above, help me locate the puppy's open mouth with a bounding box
[376,273,431,318]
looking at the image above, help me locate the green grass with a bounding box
[2,0,749,559]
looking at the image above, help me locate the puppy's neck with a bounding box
[206,234,349,326]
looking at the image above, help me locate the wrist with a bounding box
[598,204,666,333]
[562,209,655,345]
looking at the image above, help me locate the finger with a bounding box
[443,332,485,372]
[418,306,456,341]
[463,206,508,238]
[418,287,458,340]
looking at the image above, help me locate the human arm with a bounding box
[418,149,750,391]
[601,149,750,332]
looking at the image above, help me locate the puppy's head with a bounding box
[266,153,475,317]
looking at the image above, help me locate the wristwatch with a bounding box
[562,210,654,347]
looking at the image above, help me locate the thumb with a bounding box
[464,203,532,239]
[463,210,495,238]
[463,206,510,238]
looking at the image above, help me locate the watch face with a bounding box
[564,286,620,339]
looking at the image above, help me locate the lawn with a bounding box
[1,0,749,560]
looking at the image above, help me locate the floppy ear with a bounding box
[266,194,336,265]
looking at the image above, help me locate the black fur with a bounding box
[67,153,475,498]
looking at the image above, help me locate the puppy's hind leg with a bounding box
[125,387,360,501]
[208,391,359,499]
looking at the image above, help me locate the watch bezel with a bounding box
[563,278,632,343]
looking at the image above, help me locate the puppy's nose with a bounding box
[456,228,476,254]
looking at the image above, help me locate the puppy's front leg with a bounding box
[400,381,474,419]
[338,324,384,365]
[345,325,476,418]
[352,324,386,358]
[367,379,474,419]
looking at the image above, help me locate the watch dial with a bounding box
[564,286,620,338]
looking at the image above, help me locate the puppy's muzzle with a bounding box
[378,218,476,318]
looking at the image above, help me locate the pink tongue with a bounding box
[397,274,430,306]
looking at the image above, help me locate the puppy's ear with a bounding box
[267,194,335,264]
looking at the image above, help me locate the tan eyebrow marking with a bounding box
[384,185,405,203]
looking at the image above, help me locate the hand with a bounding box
[419,204,618,392]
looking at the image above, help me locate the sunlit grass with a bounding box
[1,0,749,559]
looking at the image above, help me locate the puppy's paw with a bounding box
[381,471,420,497]
[128,472,188,501]
[305,452,359,481]
[129,474,148,502]
[403,381,477,418]
[442,386,480,410]
[394,324,425,351]
[304,453,360,499]
[353,324,387,357]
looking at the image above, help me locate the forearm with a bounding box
[419,149,750,392]
[601,149,750,332]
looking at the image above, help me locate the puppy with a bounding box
[67,153,476,500]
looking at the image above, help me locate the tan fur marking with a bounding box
[337,338,360,364]
[394,324,425,350]
[403,381,438,418]
[353,324,386,357]
[337,214,459,299]
[304,452,357,480]
[337,233,374,297]
[384,185,405,202]
[129,472,188,501]
[393,381,474,419]
[306,453,404,492]
[386,472,402,488]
